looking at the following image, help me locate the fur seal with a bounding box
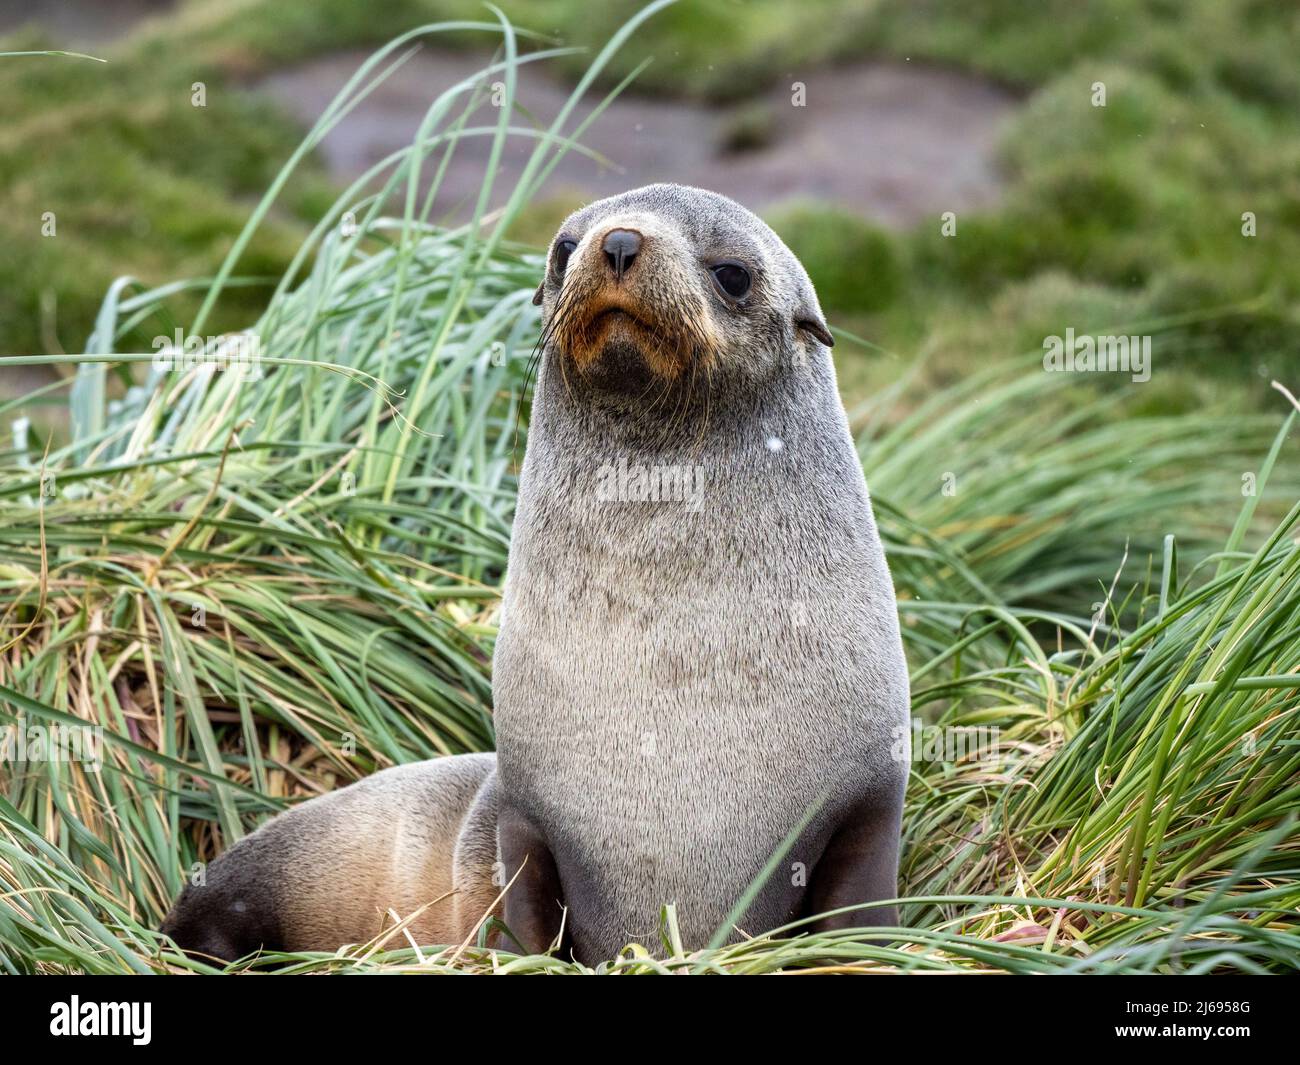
[160,184,910,966]
[494,183,910,962]
[160,754,499,963]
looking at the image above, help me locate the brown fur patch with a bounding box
[548,248,720,381]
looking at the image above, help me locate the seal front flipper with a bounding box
[806,790,905,932]
[498,805,566,955]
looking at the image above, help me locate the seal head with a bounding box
[533,183,834,397]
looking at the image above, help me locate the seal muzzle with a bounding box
[548,215,720,381]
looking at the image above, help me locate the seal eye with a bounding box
[711,262,751,300]
[554,238,578,275]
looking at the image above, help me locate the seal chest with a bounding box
[494,183,909,962]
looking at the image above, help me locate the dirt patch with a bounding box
[259,48,1017,227]
[0,0,176,44]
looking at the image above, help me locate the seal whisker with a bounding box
[513,280,582,461]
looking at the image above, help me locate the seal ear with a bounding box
[795,314,834,348]
[532,282,545,307]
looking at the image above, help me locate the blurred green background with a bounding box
[2,0,1298,420]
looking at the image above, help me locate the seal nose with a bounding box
[602,229,641,279]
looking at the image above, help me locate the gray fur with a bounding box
[494,184,910,961]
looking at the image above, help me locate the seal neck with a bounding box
[529,344,840,461]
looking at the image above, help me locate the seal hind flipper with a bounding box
[160,753,500,962]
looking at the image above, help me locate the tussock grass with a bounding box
[2,13,1298,974]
